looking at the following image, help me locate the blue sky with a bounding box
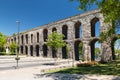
[0,0,98,36]
[0,0,82,35]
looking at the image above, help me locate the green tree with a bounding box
[0,32,7,52]
[46,31,66,58]
[70,0,120,62]
[95,48,100,54]
[10,42,18,54]
[79,42,84,60]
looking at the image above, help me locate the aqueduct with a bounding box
[7,9,119,61]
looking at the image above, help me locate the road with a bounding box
[0,56,120,80]
[0,56,72,71]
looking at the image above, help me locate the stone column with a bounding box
[82,41,91,61]
[47,28,52,58]
[81,18,91,38]
[33,45,36,57]
[67,21,75,40]
[27,45,30,56]
[56,24,62,59]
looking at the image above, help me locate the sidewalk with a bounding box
[0,56,120,80]
[0,65,120,80]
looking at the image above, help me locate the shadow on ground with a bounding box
[33,73,120,80]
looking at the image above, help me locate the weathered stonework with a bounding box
[7,9,115,61]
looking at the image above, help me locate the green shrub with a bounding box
[9,53,16,55]
[0,52,6,55]
[76,61,99,67]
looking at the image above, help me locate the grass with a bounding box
[48,61,120,76]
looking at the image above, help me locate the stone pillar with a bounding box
[82,41,91,61]
[68,41,74,59]
[67,21,75,40]
[27,45,30,56]
[33,45,36,57]
[57,24,62,59]
[47,28,52,58]
[39,29,43,42]
[81,18,91,38]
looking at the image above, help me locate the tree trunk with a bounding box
[101,42,113,63]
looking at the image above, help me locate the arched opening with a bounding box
[30,45,33,56]
[21,35,24,44]
[31,34,33,43]
[37,32,39,43]
[43,44,48,57]
[74,41,83,61]
[112,37,120,60]
[25,34,28,44]
[11,39,13,43]
[62,25,68,40]
[52,27,57,32]
[36,45,39,56]
[91,17,100,37]
[25,46,28,55]
[52,48,57,58]
[43,29,48,42]
[115,20,120,34]
[62,43,67,59]
[14,37,16,42]
[74,21,82,38]
[90,39,101,61]
[20,46,23,54]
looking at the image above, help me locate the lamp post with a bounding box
[16,21,20,68]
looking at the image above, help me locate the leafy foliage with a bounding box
[95,47,100,54]
[0,32,7,52]
[10,42,18,53]
[46,31,66,57]
[79,42,82,55]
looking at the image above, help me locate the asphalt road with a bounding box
[0,56,72,71]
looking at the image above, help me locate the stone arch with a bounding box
[43,44,48,57]
[36,45,40,56]
[74,40,83,61]
[20,46,23,54]
[43,29,48,42]
[62,42,67,59]
[25,34,28,44]
[52,27,57,32]
[90,38,101,61]
[31,34,33,43]
[37,32,39,43]
[90,17,100,37]
[111,36,120,60]
[21,35,24,44]
[11,38,13,43]
[30,45,33,56]
[14,37,16,42]
[25,46,28,55]
[74,21,82,38]
[62,25,68,40]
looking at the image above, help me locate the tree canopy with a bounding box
[10,42,18,53]
[0,32,7,52]
[46,31,66,53]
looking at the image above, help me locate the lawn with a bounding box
[48,61,120,76]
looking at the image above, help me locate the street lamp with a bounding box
[15,21,20,68]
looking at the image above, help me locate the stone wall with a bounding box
[7,9,115,61]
